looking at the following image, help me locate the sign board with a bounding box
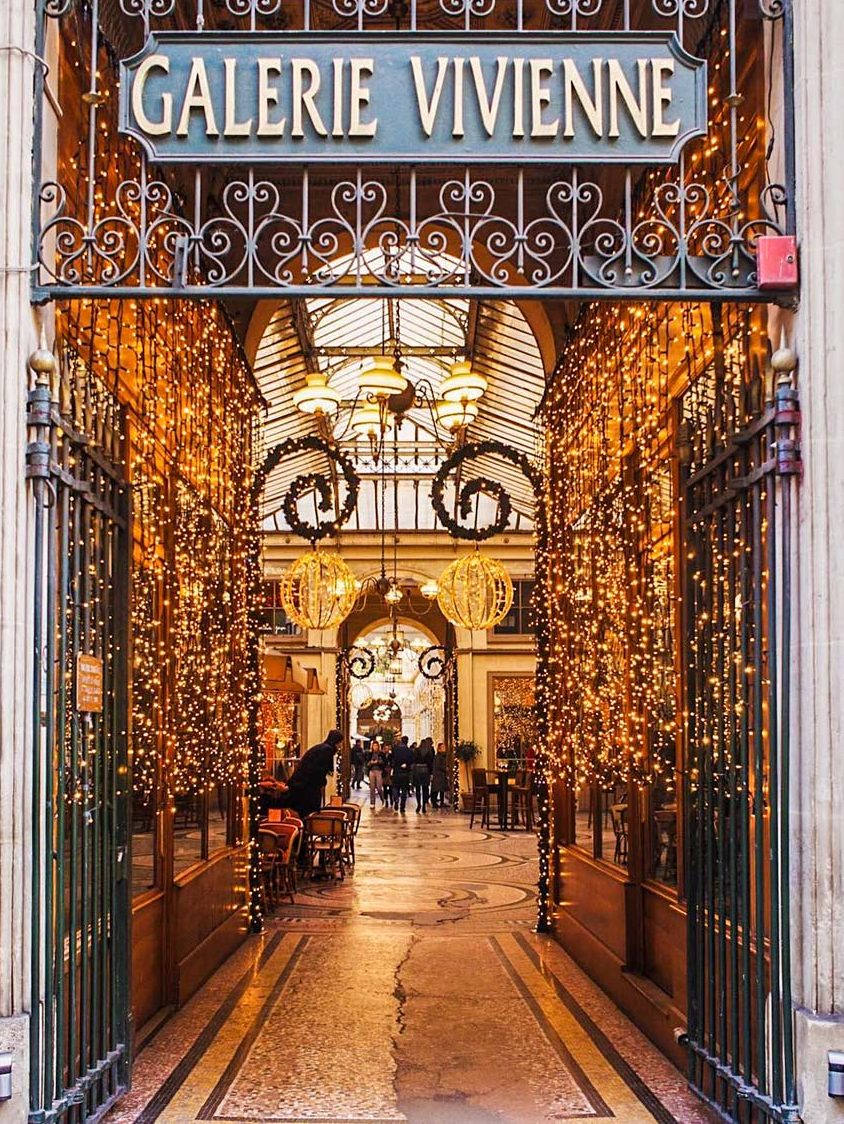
[120,31,707,166]
[76,654,104,714]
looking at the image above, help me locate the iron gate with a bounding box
[681,350,800,1123]
[26,342,132,1122]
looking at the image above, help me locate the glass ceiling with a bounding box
[254,284,546,534]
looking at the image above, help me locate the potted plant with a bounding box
[454,740,482,809]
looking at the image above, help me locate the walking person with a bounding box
[391,736,414,814]
[413,737,435,814]
[351,739,365,790]
[430,741,449,809]
[382,748,394,809]
[366,738,387,810]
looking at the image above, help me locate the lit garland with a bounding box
[537,300,764,898]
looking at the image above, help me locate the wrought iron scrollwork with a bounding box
[430,441,543,542]
[255,436,360,543]
[343,647,376,680]
[36,167,788,298]
[418,646,454,681]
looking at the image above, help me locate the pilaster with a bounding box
[0,0,39,1117]
[790,0,844,1119]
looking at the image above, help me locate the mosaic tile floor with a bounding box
[106,801,715,1124]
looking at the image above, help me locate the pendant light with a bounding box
[292,371,341,417]
[278,548,357,630]
[436,549,513,631]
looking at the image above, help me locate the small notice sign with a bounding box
[76,654,104,713]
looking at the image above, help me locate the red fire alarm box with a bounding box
[757,235,798,291]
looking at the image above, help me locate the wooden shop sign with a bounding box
[76,653,104,714]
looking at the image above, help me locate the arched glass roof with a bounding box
[254,288,547,534]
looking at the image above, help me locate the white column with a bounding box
[0,0,39,1116]
[790,2,844,1120]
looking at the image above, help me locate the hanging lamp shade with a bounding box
[434,399,479,433]
[292,371,341,416]
[359,355,407,400]
[440,360,487,404]
[351,403,393,439]
[436,551,513,630]
[278,549,357,630]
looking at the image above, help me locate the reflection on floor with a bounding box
[107,800,714,1123]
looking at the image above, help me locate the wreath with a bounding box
[430,441,544,541]
[254,435,360,543]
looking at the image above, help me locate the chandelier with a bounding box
[436,549,513,631]
[291,300,488,463]
[278,548,358,630]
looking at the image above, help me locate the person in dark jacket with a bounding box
[413,737,435,813]
[281,729,342,819]
[391,736,414,814]
[430,742,449,809]
[351,739,366,790]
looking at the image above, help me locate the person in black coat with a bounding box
[413,737,435,813]
[391,736,414,814]
[281,729,343,819]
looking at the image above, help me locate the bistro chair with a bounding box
[468,767,496,829]
[258,829,281,911]
[306,812,345,881]
[511,770,534,831]
[272,822,300,902]
[610,804,629,866]
[340,802,362,865]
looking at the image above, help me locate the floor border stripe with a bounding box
[134,931,286,1124]
[197,936,310,1120]
[489,936,611,1119]
[513,932,679,1124]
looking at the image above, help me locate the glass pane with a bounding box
[491,676,535,771]
[173,793,204,874]
[131,787,157,896]
[600,785,629,869]
[208,783,231,854]
[573,786,592,850]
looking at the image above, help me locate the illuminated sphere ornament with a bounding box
[436,550,513,631]
[279,550,357,630]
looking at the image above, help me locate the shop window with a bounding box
[173,793,205,875]
[257,581,304,638]
[491,676,536,770]
[492,580,535,636]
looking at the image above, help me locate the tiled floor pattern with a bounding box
[107,800,714,1124]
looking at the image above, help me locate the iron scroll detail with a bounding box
[256,435,360,544]
[430,441,544,541]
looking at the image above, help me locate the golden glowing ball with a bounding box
[279,550,357,630]
[436,551,513,631]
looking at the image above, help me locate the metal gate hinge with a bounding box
[25,440,50,479]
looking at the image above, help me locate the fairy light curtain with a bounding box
[57,294,261,835]
[539,301,761,799]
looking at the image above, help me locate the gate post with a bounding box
[0,0,41,1114]
[789,2,844,1119]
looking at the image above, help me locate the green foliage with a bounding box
[455,739,481,764]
